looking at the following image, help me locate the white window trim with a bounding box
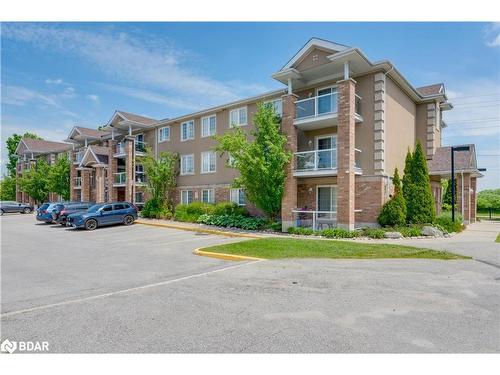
[201,114,217,138]
[229,106,248,128]
[230,188,246,206]
[158,126,170,142]
[264,98,283,116]
[200,151,217,174]
[181,120,195,142]
[180,154,195,176]
[181,190,194,205]
[316,85,338,96]
[315,134,337,150]
[316,185,337,212]
[201,188,215,204]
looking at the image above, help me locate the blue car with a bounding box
[66,202,138,230]
[36,202,65,223]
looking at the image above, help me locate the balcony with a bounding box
[294,93,363,130]
[74,177,82,189]
[113,141,147,158]
[293,148,362,177]
[292,210,337,231]
[74,150,85,164]
[113,172,126,186]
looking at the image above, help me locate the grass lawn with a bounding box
[496,233,500,243]
[201,238,469,260]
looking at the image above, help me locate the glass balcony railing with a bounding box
[114,172,126,185]
[295,148,337,171]
[115,143,125,155]
[295,92,338,120]
[295,92,362,120]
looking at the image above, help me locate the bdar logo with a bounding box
[1,339,17,354]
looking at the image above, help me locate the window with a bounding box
[266,99,282,117]
[181,190,194,205]
[180,154,194,175]
[202,189,215,204]
[101,205,113,212]
[201,115,217,137]
[230,188,246,206]
[227,153,236,167]
[201,151,216,173]
[113,204,126,210]
[229,107,247,127]
[158,126,170,142]
[181,120,195,141]
[135,192,144,203]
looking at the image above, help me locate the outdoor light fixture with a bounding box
[450,145,470,223]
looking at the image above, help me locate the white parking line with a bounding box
[1,259,264,318]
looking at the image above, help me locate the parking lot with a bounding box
[1,214,499,353]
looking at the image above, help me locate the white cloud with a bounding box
[86,94,99,102]
[2,85,58,107]
[1,24,273,109]
[484,22,500,48]
[45,78,64,84]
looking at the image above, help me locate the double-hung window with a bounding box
[201,115,216,137]
[181,190,194,205]
[201,151,216,174]
[181,120,195,141]
[180,154,194,175]
[158,126,170,142]
[230,188,246,206]
[201,189,215,204]
[229,107,247,127]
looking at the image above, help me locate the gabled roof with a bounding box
[428,144,482,177]
[79,145,109,167]
[280,37,350,71]
[416,83,444,97]
[66,126,110,142]
[106,110,157,128]
[15,138,72,155]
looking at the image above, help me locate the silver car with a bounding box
[0,201,34,215]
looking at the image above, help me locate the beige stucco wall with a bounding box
[384,76,416,175]
[415,103,428,150]
[353,73,375,176]
[293,47,336,72]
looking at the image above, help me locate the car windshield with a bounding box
[39,203,50,210]
[87,204,102,213]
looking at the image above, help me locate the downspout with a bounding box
[461,171,464,218]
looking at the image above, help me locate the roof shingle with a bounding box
[416,83,444,97]
[20,139,72,154]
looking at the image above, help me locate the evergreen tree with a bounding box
[442,178,456,206]
[378,168,407,227]
[402,148,413,205]
[404,141,435,224]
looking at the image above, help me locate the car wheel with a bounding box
[85,219,98,231]
[0,209,4,216]
[23,207,32,214]
[123,215,134,226]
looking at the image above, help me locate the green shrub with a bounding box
[434,213,464,233]
[212,201,247,216]
[141,197,173,219]
[197,214,267,230]
[378,168,407,227]
[321,228,359,238]
[396,226,422,237]
[174,202,215,222]
[287,226,315,235]
[364,228,386,239]
[270,221,282,232]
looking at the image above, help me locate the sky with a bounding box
[1,22,499,190]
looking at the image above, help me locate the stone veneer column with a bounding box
[456,173,471,224]
[81,169,91,202]
[280,93,298,232]
[107,140,118,202]
[125,136,135,203]
[373,72,386,174]
[95,166,106,203]
[426,103,437,158]
[69,151,76,201]
[337,78,356,231]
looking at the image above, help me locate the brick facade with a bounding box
[456,172,473,224]
[280,93,298,231]
[107,140,118,202]
[337,78,356,230]
[355,176,388,226]
[125,137,135,203]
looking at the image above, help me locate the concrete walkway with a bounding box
[356,220,500,268]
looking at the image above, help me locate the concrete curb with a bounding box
[193,248,265,261]
[136,220,262,239]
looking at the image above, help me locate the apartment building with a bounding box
[17,37,482,228]
[15,138,72,204]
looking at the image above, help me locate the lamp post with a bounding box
[450,146,470,222]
